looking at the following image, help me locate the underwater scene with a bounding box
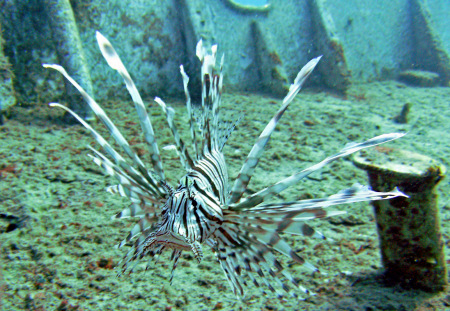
[0,0,449,310]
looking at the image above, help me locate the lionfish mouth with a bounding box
[143,231,192,255]
[44,31,406,299]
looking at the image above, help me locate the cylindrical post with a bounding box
[353,148,447,292]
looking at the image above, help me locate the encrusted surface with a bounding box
[353,148,446,177]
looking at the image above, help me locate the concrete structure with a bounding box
[353,148,447,292]
[0,0,448,116]
[0,26,15,116]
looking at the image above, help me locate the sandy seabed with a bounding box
[1,81,449,310]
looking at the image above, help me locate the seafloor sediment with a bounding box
[1,81,449,310]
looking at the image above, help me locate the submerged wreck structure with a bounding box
[0,0,449,115]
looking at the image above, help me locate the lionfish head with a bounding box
[146,176,224,263]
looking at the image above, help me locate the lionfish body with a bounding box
[45,32,406,298]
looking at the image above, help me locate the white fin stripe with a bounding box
[180,65,200,159]
[44,66,163,196]
[95,31,165,180]
[232,133,406,210]
[229,56,322,204]
[155,97,194,170]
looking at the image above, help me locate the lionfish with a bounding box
[44,32,405,298]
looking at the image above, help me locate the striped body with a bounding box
[153,151,227,260]
[45,32,406,298]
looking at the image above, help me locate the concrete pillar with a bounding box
[0,25,16,124]
[353,148,447,292]
[44,0,94,120]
